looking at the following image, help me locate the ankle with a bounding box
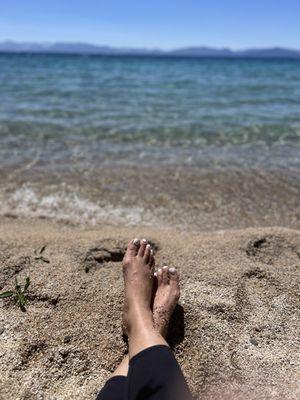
[126,307,154,335]
[128,301,152,318]
[158,324,168,338]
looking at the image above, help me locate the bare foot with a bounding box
[122,238,155,334]
[153,266,180,338]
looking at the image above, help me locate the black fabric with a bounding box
[96,376,126,400]
[97,345,193,400]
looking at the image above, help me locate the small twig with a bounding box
[34,245,50,263]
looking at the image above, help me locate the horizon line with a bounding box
[1,39,300,52]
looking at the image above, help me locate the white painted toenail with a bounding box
[169,267,176,275]
[163,265,168,270]
[146,244,151,249]
[150,249,153,255]
[158,268,162,273]
[154,272,157,277]
[142,238,147,244]
[133,238,140,245]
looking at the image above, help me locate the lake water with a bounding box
[0,54,299,229]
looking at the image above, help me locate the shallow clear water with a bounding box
[0,54,299,227]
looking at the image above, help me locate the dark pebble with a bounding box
[63,335,71,343]
[250,337,258,346]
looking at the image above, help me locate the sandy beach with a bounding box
[0,217,299,399]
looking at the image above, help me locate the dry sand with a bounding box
[0,217,299,399]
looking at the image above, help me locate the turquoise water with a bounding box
[1,55,300,145]
[0,54,299,226]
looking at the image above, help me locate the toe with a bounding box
[144,243,152,263]
[156,268,163,285]
[123,238,140,268]
[150,250,155,269]
[162,266,169,284]
[169,267,179,282]
[169,268,180,298]
[126,238,140,257]
[138,238,147,257]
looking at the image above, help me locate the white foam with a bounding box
[0,185,152,226]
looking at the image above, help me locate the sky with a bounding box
[0,0,299,50]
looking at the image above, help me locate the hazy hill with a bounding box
[0,41,299,58]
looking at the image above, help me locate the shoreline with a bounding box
[1,159,300,231]
[0,218,299,399]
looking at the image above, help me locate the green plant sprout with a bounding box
[0,277,30,311]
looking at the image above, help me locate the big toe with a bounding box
[125,238,140,258]
[169,267,179,285]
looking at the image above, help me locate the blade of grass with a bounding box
[24,277,30,292]
[17,291,27,307]
[15,277,21,292]
[0,291,15,298]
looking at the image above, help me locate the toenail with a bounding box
[169,267,176,275]
[150,249,153,255]
[133,238,140,245]
[142,238,147,244]
[158,268,162,273]
[154,272,157,277]
[163,265,168,270]
[146,243,151,249]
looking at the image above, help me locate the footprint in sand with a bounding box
[83,238,159,272]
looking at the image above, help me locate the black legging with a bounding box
[97,345,194,400]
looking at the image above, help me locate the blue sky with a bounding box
[0,0,299,49]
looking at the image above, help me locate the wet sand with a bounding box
[0,218,299,399]
[1,164,300,230]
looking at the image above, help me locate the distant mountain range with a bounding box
[0,41,300,58]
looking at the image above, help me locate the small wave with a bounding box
[0,186,152,226]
